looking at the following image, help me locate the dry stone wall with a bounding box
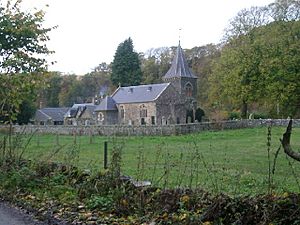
[8,119,300,136]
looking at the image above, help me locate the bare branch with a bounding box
[281,119,300,162]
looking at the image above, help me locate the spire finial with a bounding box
[179,28,182,46]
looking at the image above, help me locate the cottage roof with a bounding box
[35,107,69,122]
[95,96,117,111]
[65,103,96,118]
[163,42,197,79]
[112,83,170,104]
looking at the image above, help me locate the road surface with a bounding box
[0,201,46,225]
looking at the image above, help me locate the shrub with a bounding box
[228,111,241,120]
[253,112,269,119]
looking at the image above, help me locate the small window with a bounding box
[177,117,180,124]
[185,83,193,97]
[98,112,104,121]
[151,116,155,125]
[141,118,146,125]
[140,104,147,118]
[120,106,125,119]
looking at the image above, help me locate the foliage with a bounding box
[57,74,79,106]
[16,99,36,124]
[37,67,112,107]
[207,0,300,119]
[0,0,53,122]
[111,38,142,87]
[141,47,174,84]
[210,20,300,118]
[41,72,63,107]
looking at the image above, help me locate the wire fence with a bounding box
[1,126,300,195]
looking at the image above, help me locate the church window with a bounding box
[120,106,125,119]
[140,104,147,118]
[185,83,193,97]
[151,116,155,125]
[98,112,104,121]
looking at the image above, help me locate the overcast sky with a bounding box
[21,0,274,74]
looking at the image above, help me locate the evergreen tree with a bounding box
[111,38,142,87]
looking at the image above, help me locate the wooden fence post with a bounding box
[104,141,108,169]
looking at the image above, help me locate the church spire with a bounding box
[163,42,197,79]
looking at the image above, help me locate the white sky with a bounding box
[21,0,274,75]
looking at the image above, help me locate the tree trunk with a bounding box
[241,100,248,119]
[281,119,300,162]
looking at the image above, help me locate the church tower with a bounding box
[162,42,197,99]
[162,42,198,123]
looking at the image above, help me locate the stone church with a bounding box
[95,42,198,125]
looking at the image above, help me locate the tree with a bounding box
[208,1,300,119]
[224,6,271,41]
[269,0,300,21]
[45,72,63,107]
[186,44,221,114]
[141,55,160,84]
[111,38,142,87]
[0,0,54,122]
[281,120,300,162]
[16,99,36,124]
[58,75,79,107]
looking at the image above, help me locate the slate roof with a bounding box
[34,108,69,122]
[163,42,197,79]
[65,103,96,118]
[95,96,117,111]
[111,83,170,104]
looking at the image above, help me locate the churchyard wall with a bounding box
[7,119,300,136]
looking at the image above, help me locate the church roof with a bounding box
[163,42,197,79]
[65,103,96,118]
[95,96,117,111]
[112,83,170,104]
[35,107,69,122]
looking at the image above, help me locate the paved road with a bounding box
[0,201,46,225]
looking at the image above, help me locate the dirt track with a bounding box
[0,201,46,225]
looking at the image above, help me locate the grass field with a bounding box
[16,126,300,195]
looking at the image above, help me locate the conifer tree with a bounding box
[111,38,142,87]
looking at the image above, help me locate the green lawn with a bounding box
[20,126,300,195]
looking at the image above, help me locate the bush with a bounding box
[87,194,114,211]
[228,111,241,120]
[253,112,269,119]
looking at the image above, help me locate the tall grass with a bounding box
[2,126,300,195]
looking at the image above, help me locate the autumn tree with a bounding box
[209,1,300,119]
[0,0,54,122]
[111,38,142,87]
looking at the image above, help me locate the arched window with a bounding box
[120,106,125,119]
[140,104,147,118]
[185,83,193,97]
[97,112,104,121]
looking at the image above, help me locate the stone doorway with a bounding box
[186,110,194,123]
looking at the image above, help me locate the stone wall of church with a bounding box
[118,102,156,126]
[156,84,186,125]
[180,77,197,98]
[96,111,118,125]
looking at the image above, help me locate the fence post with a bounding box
[104,141,108,169]
[56,133,59,146]
[36,133,40,147]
